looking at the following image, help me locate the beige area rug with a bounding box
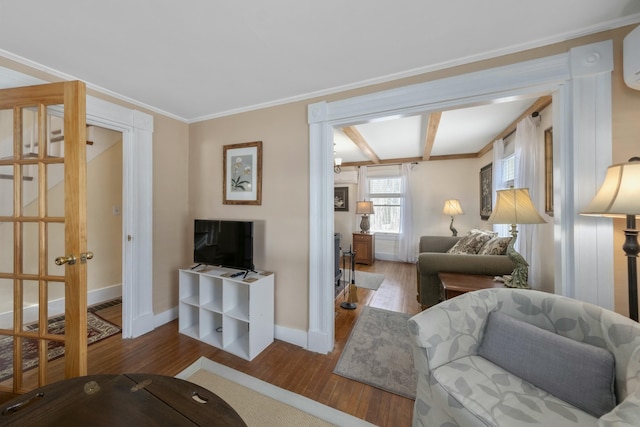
[337,271,385,294]
[177,357,375,427]
[334,306,416,399]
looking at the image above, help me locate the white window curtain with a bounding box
[398,163,415,263]
[514,116,542,287]
[491,139,510,237]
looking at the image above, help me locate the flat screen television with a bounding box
[194,219,254,270]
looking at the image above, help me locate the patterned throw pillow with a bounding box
[447,229,497,254]
[478,236,512,255]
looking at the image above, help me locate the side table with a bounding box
[353,232,375,265]
[438,272,505,300]
[0,374,246,426]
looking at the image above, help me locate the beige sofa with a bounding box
[416,235,515,308]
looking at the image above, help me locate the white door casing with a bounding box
[308,40,614,354]
[85,96,154,339]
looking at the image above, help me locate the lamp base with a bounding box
[359,214,371,233]
[505,225,531,289]
[449,216,458,237]
[340,301,357,310]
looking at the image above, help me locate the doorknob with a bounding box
[80,252,94,264]
[55,255,77,266]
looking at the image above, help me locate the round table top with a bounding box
[0,373,246,426]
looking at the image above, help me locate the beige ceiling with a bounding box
[0,1,638,124]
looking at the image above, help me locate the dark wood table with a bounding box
[439,272,505,300]
[0,373,246,426]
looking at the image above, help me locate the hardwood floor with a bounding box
[0,260,421,427]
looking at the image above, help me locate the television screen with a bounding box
[194,220,254,270]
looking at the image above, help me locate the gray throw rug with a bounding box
[334,306,416,399]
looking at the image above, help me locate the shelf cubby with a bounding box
[178,267,274,361]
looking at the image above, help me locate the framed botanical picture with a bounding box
[334,187,348,212]
[480,163,492,220]
[223,141,262,205]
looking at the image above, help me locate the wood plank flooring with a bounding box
[0,260,421,427]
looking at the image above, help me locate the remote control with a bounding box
[230,271,244,278]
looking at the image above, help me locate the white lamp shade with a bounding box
[581,161,640,217]
[487,188,546,225]
[443,199,464,216]
[356,201,374,214]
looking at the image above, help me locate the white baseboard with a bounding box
[155,306,309,350]
[154,306,178,327]
[0,284,122,329]
[275,324,308,348]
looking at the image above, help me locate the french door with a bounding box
[0,81,88,393]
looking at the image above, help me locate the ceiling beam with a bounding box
[342,126,380,164]
[422,112,442,161]
[341,152,477,167]
[477,95,553,158]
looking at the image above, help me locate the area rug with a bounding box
[334,306,416,399]
[0,311,121,382]
[337,271,385,295]
[177,357,375,427]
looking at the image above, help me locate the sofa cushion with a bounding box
[478,236,511,255]
[478,311,616,418]
[432,355,597,426]
[447,229,496,254]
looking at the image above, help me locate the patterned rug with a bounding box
[0,310,121,382]
[334,306,416,399]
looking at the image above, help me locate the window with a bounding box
[502,154,515,188]
[369,177,402,233]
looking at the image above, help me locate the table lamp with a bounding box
[487,188,546,288]
[443,199,464,236]
[356,201,374,233]
[581,157,640,321]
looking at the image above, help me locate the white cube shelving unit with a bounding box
[178,267,274,361]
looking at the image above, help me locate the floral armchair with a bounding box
[407,288,640,427]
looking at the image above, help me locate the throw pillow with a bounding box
[478,236,512,255]
[478,311,616,418]
[447,229,497,254]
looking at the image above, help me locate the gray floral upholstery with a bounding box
[447,229,497,255]
[407,288,640,427]
[477,237,511,255]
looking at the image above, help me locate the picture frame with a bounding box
[334,187,349,212]
[544,127,554,216]
[480,163,492,220]
[223,141,262,205]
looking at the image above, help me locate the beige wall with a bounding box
[189,103,310,330]
[152,115,191,311]
[86,137,123,294]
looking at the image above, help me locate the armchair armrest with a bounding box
[407,290,499,372]
[598,391,640,427]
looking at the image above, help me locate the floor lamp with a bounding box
[486,188,546,289]
[581,157,640,321]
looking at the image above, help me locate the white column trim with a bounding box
[308,40,614,354]
[567,40,614,308]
